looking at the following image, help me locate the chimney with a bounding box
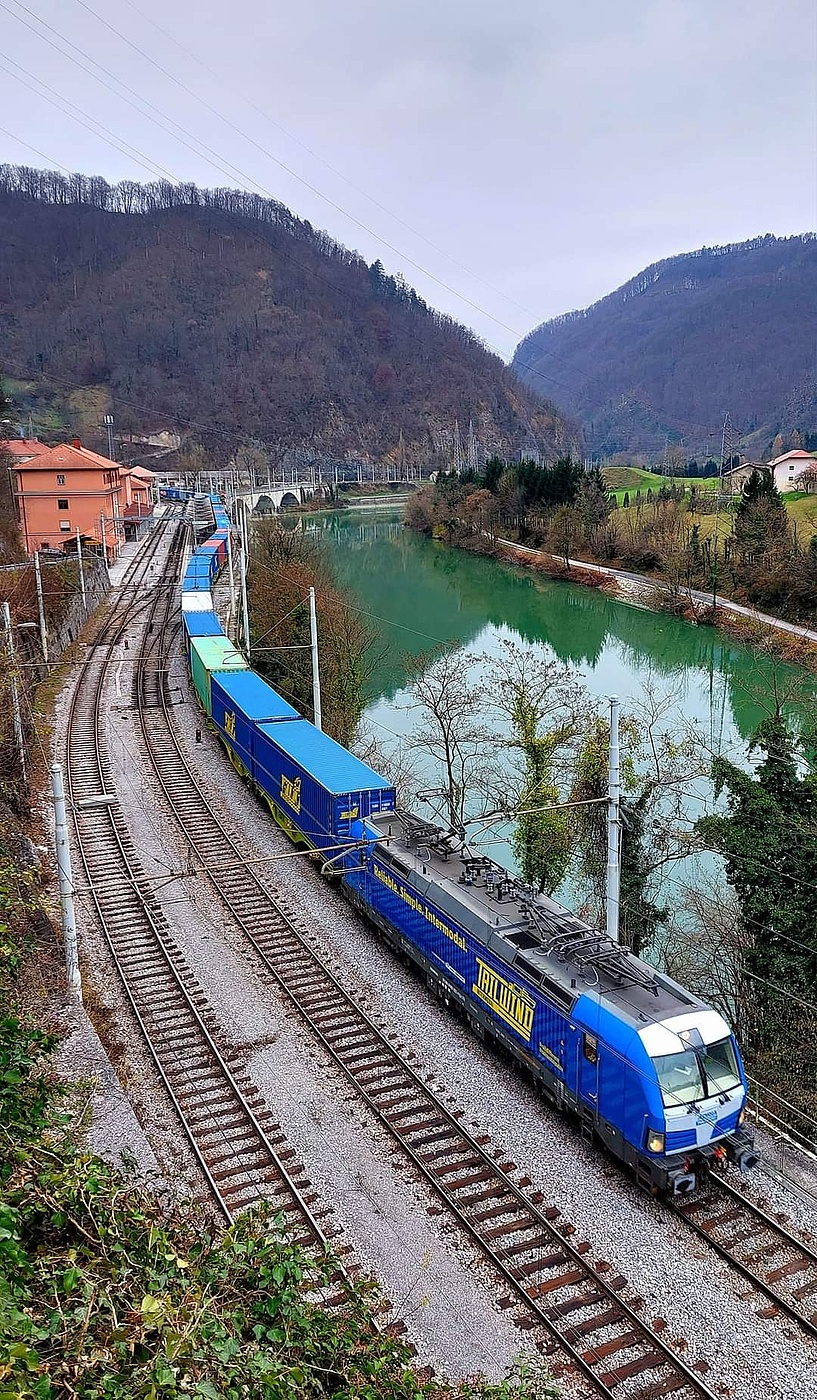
[71,437,82,449]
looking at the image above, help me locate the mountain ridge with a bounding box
[0,165,577,468]
[513,233,817,458]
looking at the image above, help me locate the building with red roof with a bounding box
[3,438,155,559]
[1,439,51,465]
[768,449,817,492]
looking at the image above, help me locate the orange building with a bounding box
[4,440,155,560]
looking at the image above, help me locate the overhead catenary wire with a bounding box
[41,517,811,1149]
[243,551,817,908]
[12,0,566,372]
[0,15,571,408]
[21,462,817,1119]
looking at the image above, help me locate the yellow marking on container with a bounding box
[280,774,301,814]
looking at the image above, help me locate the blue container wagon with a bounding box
[250,718,396,855]
[210,670,299,776]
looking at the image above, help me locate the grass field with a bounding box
[602,467,720,505]
[609,502,726,543]
[603,467,673,491]
[781,491,817,537]
[607,491,817,544]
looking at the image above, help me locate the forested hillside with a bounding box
[513,234,817,458]
[0,166,575,468]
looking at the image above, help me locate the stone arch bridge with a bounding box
[234,482,318,513]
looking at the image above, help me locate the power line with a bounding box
[740,967,817,1018]
[121,0,540,324]
[2,3,570,405]
[55,0,563,366]
[1,2,307,204]
[0,57,177,183]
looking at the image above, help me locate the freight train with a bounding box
[174,489,759,1197]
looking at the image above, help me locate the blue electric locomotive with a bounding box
[178,491,759,1197]
[342,810,758,1195]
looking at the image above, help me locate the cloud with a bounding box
[2,0,814,362]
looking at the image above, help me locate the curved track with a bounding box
[674,1176,817,1337]
[64,516,339,1255]
[136,518,722,1400]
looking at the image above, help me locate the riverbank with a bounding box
[441,528,817,672]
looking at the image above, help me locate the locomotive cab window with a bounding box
[583,1033,598,1065]
[700,1038,741,1094]
[652,1050,705,1106]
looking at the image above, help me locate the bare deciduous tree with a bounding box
[403,647,494,832]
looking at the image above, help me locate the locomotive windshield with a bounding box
[652,1036,741,1107]
[700,1037,741,1094]
[652,1050,705,1106]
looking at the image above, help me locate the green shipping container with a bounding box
[190,636,248,714]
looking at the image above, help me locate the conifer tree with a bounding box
[697,716,817,1058]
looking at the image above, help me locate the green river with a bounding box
[303,509,811,886]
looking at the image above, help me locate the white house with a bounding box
[768,449,817,492]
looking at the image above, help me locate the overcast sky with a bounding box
[2,0,815,360]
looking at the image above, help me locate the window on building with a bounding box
[56,474,66,486]
[58,498,69,510]
[59,521,71,532]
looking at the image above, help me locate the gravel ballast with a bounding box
[52,525,817,1398]
[51,543,557,1392]
[160,603,817,1400]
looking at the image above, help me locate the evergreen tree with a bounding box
[577,464,611,528]
[734,468,789,563]
[698,717,817,1058]
[482,456,505,494]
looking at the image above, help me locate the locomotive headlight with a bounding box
[646,1129,665,1154]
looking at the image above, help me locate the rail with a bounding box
[136,546,723,1400]
[64,516,339,1262]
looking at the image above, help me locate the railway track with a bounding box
[674,1176,817,1338]
[64,518,340,1259]
[136,534,723,1400]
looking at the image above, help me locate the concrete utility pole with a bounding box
[76,530,87,613]
[239,501,251,661]
[309,585,322,732]
[2,601,27,785]
[104,413,115,462]
[33,549,49,666]
[606,695,621,946]
[225,522,237,636]
[51,763,82,1000]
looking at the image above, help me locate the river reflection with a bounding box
[308,511,811,757]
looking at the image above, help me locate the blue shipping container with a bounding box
[251,718,396,851]
[182,611,223,638]
[211,671,299,774]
